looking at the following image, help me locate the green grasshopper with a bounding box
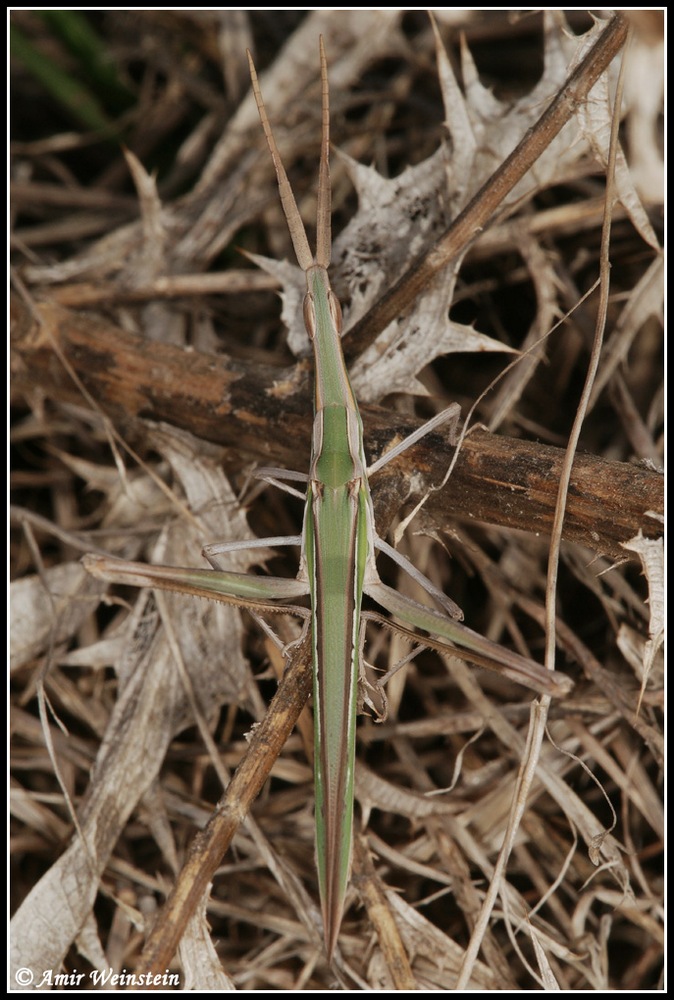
[84,38,571,959]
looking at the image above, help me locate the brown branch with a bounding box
[137,633,313,979]
[11,296,662,560]
[351,835,417,989]
[342,11,630,358]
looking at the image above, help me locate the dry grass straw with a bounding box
[11,10,662,990]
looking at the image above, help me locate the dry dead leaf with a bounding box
[10,10,662,990]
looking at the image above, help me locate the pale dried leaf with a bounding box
[123,150,189,346]
[138,782,180,875]
[620,530,664,697]
[10,562,106,671]
[621,530,664,642]
[356,763,455,821]
[617,623,664,689]
[59,634,130,670]
[262,15,649,404]
[622,34,665,201]
[11,836,101,984]
[457,13,597,205]
[384,890,497,990]
[179,892,236,990]
[528,922,561,990]
[432,18,476,176]
[10,782,71,842]
[10,427,260,981]
[570,23,660,249]
[352,295,512,402]
[74,913,108,974]
[255,144,518,401]
[123,148,166,282]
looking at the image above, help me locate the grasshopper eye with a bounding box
[303,293,317,340]
[328,290,343,333]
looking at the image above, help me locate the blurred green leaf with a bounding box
[11,21,115,133]
[39,11,136,114]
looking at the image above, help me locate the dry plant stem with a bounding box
[514,592,662,766]
[351,835,417,989]
[543,27,629,675]
[455,33,630,992]
[342,11,630,358]
[43,270,279,307]
[456,702,550,990]
[137,634,313,980]
[10,299,662,559]
[9,14,662,990]
[21,521,93,868]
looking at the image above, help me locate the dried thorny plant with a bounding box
[10,10,663,991]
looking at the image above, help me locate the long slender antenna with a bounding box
[247,49,314,272]
[315,35,331,269]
